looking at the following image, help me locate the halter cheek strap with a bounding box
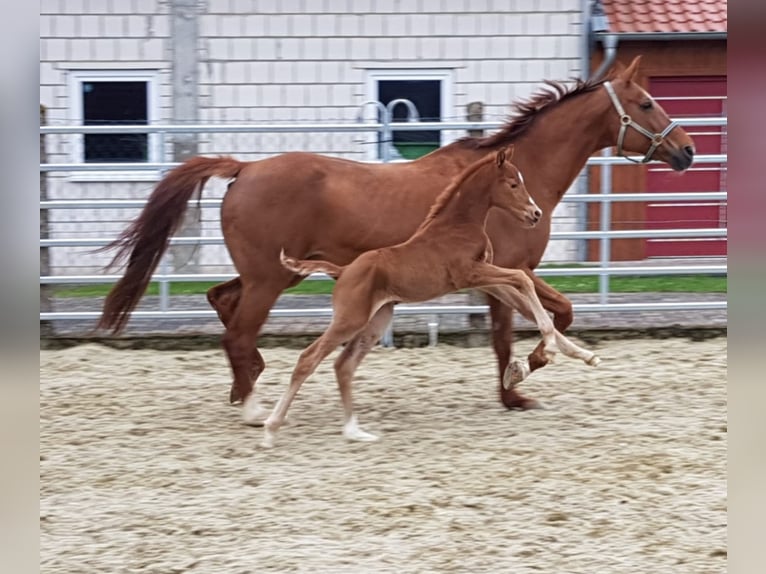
[603,81,679,164]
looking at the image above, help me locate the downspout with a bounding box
[576,0,613,260]
[576,0,593,261]
[590,0,617,81]
[593,33,619,81]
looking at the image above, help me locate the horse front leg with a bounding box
[486,296,544,410]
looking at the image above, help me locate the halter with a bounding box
[603,81,679,164]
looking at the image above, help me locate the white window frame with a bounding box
[67,69,161,182]
[364,69,453,161]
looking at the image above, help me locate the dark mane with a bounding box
[456,76,606,149]
[417,151,496,228]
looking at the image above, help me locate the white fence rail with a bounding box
[39,117,727,334]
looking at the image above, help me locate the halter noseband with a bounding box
[603,81,679,164]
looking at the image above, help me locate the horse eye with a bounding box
[640,101,653,110]
[511,182,518,189]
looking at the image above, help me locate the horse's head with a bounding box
[493,145,542,228]
[603,56,695,171]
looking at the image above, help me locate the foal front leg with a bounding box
[524,271,575,374]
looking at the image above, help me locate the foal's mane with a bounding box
[457,76,606,149]
[418,151,497,228]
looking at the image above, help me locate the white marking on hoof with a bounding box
[586,354,601,367]
[343,416,379,442]
[503,359,530,390]
[242,395,271,426]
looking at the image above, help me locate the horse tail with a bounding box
[280,249,343,279]
[97,156,244,333]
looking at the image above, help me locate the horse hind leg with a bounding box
[333,303,394,442]
[208,278,268,406]
[218,279,286,424]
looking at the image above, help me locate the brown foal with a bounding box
[259,146,599,447]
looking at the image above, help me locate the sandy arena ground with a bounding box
[40,337,727,573]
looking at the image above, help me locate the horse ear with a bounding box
[506,144,514,160]
[496,148,506,167]
[618,55,642,83]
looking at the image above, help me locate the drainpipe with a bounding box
[592,33,619,81]
[590,0,616,81]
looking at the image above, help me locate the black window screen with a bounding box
[378,79,441,159]
[83,81,148,162]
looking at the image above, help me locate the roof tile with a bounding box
[601,0,727,34]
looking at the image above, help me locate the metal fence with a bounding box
[40,115,727,337]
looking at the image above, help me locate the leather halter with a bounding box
[603,81,679,164]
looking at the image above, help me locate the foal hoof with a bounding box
[587,355,601,367]
[260,429,276,449]
[503,359,530,390]
[343,417,379,442]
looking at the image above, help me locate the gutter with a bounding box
[597,31,727,42]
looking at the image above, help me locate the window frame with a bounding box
[67,69,161,181]
[364,69,453,161]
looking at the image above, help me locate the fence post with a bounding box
[169,0,201,277]
[40,104,53,337]
[465,102,488,336]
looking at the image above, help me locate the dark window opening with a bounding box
[377,80,441,159]
[83,81,148,162]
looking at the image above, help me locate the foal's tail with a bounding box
[97,156,244,334]
[280,249,343,279]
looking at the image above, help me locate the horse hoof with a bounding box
[503,359,530,389]
[501,391,545,411]
[229,385,251,405]
[587,355,601,367]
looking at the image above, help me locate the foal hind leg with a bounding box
[333,303,395,442]
[262,314,369,448]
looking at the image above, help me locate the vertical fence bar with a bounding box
[466,101,488,336]
[598,147,612,304]
[40,105,54,337]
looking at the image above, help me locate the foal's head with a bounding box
[489,145,542,228]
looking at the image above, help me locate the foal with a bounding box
[259,146,599,447]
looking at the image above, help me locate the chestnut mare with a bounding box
[263,146,600,447]
[98,56,694,412]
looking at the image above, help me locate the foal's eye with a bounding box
[639,101,653,110]
[510,182,518,189]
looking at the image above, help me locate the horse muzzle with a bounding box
[668,144,695,172]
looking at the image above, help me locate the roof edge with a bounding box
[594,31,727,41]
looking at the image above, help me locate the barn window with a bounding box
[68,70,160,180]
[365,70,452,160]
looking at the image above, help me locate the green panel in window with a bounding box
[393,143,440,159]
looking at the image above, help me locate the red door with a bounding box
[645,77,727,257]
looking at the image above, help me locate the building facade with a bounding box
[41,0,589,273]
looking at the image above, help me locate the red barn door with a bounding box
[645,76,727,257]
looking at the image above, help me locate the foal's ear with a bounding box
[496,145,513,166]
[618,55,642,83]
